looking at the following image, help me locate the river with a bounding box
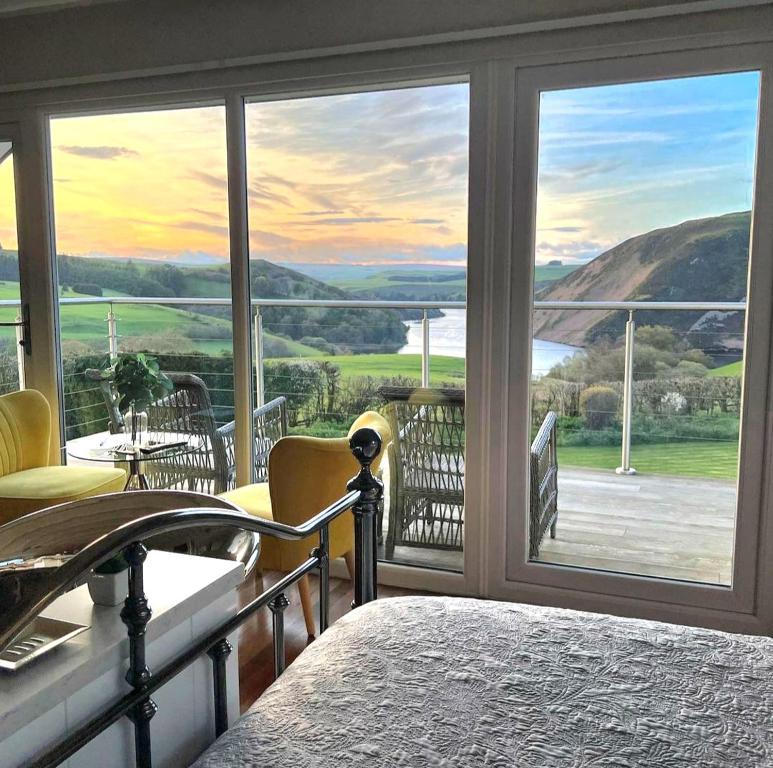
[399,308,581,376]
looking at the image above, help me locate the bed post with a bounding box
[348,427,383,608]
[120,542,156,768]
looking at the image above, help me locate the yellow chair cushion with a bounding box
[220,411,392,573]
[0,465,127,524]
[221,482,283,570]
[0,390,51,476]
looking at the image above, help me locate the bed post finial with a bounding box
[348,427,383,608]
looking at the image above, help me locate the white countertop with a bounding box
[0,550,244,740]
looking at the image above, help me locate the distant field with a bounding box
[272,352,465,384]
[534,264,578,282]
[708,360,743,377]
[330,269,466,301]
[331,265,576,294]
[559,441,737,479]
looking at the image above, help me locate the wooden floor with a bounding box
[538,468,736,584]
[237,569,418,713]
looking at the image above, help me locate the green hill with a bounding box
[0,252,409,356]
[328,264,576,302]
[534,211,750,355]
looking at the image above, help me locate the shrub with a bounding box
[299,336,338,355]
[264,360,324,426]
[579,385,619,430]
[675,360,709,378]
[71,282,103,296]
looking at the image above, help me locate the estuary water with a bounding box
[399,308,581,376]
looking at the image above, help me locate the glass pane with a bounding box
[0,143,23,394]
[50,106,234,489]
[246,83,469,572]
[529,72,759,585]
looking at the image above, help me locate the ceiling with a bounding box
[0,0,121,15]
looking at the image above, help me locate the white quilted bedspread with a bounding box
[193,596,773,767]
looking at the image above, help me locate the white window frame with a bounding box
[28,66,485,597]
[486,45,773,632]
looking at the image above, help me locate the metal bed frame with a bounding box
[0,427,383,768]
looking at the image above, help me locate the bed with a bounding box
[6,427,772,768]
[193,596,773,767]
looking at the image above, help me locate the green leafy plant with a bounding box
[94,551,128,575]
[100,352,173,413]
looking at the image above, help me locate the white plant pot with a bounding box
[87,570,128,607]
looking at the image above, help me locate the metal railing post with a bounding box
[421,308,430,387]
[616,310,637,476]
[107,304,118,360]
[14,311,25,390]
[207,638,233,738]
[254,305,265,407]
[317,525,330,633]
[268,593,290,678]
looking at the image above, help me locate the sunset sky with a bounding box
[0,73,761,270]
[46,83,469,268]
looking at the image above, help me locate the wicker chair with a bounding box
[529,410,559,560]
[85,369,287,492]
[379,386,465,557]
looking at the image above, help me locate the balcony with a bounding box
[0,295,744,582]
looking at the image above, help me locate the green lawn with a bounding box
[272,352,465,384]
[558,441,738,480]
[708,360,743,377]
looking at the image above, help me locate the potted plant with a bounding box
[87,552,129,606]
[99,353,173,444]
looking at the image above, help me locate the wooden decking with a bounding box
[380,467,736,585]
[539,468,735,584]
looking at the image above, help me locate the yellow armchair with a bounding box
[0,390,127,524]
[221,410,391,636]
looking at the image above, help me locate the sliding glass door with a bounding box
[529,72,758,585]
[245,82,470,572]
[498,51,773,619]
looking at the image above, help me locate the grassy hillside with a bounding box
[533,211,750,350]
[708,360,743,377]
[0,253,410,355]
[0,279,321,358]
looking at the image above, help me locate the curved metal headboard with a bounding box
[0,427,383,655]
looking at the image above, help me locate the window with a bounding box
[246,83,469,571]
[526,72,760,585]
[49,106,233,465]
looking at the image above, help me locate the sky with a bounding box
[536,71,760,264]
[43,83,469,268]
[0,146,17,254]
[0,72,761,269]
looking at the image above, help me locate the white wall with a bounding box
[0,0,767,92]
